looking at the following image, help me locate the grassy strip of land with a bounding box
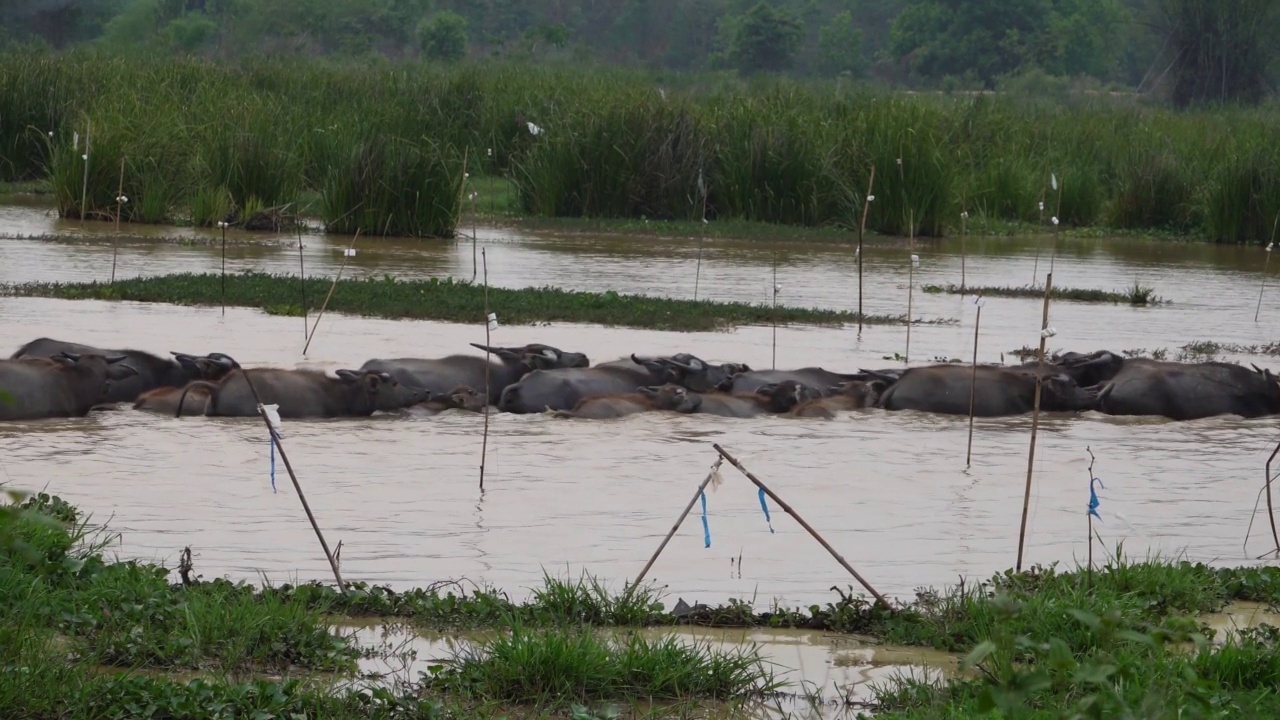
[1007,340,1280,364]
[1,272,941,332]
[7,492,1280,717]
[924,282,1167,305]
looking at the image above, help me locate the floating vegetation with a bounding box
[924,282,1168,305]
[1,272,944,332]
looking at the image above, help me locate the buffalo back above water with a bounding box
[11,337,212,403]
[874,364,1097,417]
[1095,359,1280,420]
[0,353,137,420]
[361,343,590,404]
[185,368,426,418]
[499,358,671,413]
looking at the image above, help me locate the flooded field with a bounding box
[3,200,1280,608]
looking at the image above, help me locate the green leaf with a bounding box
[961,640,998,670]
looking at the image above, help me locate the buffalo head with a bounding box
[1039,372,1099,412]
[471,343,590,371]
[756,380,823,413]
[336,369,427,411]
[637,383,701,413]
[637,353,744,393]
[826,379,888,407]
[1057,350,1125,387]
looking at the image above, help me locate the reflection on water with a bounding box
[3,202,1280,607]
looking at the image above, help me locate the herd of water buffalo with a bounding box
[2,336,1280,423]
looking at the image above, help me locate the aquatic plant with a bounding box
[425,625,781,703]
[1,272,932,332]
[922,283,1169,305]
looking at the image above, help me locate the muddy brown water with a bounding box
[3,203,1280,607]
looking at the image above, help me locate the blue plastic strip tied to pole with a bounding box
[758,487,775,533]
[700,490,710,548]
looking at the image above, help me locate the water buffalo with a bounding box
[176,368,426,419]
[552,384,701,419]
[1092,359,1280,420]
[724,367,875,395]
[1011,349,1126,388]
[499,353,731,413]
[361,343,590,404]
[132,354,241,415]
[685,380,822,418]
[869,364,1097,417]
[416,386,489,415]
[0,352,137,420]
[788,379,888,419]
[10,338,216,404]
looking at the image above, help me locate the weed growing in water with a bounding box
[2,272,938,332]
[923,282,1168,305]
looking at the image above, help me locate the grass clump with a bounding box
[425,624,780,704]
[923,282,1168,305]
[3,271,940,332]
[322,133,463,238]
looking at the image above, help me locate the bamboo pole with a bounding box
[79,121,90,228]
[218,356,346,594]
[480,248,492,493]
[1086,446,1097,587]
[624,457,724,603]
[302,229,361,355]
[694,167,708,301]
[712,443,892,609]
[297,224,308,340]
[1015,272,1054,572]
[1048,173,1064,275]
[856,165,875,335]
[771,253,779,370]
[111,156,124,283]
[219,221,227,316]
[1255,214,1279,323]
[905,210,915,365]
[965,297,985,467]
[960,210,968,293]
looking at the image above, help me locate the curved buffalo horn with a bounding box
[335,369,360,382]
[659,357,703,372]
[1252,363,1265,374]
[105,354,127,363]
[540,348,558,360]
[377,372,393,382]
[60,351,82,361]
[470,342,502,353]
[858,368,900,385]
[631,353,658,366]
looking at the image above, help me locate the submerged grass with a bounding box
[2,272,934,332]
[923,282,1168,305]
[426,625,780,704]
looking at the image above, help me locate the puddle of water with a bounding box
[1201,601,1280,644]
[340,622,955,719]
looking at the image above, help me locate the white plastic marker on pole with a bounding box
[261,403,283,493]
[344,248,357,257]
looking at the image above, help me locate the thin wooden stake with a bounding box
[471,191,479,283]
[1254,213,1279,323]
[1264,439,1280,555]
[297,224,308,340]
[1086,446,1097,587]
[79,120,90,228]
[1016,272,1054,572]
[221,357,346,594]
[857,165,875,335]
[712,443,893,609]
[1032,168,1047,285]
[219,222,227,316]
[303,229,360,355]
[480,248,491,493]
[905,209,915,365]
[771,253,779,370]
[965,299,983,467]
[1048,175,1064,275]
[111,156,124,283]
[959,210,968,293]
[624,457,724,603]
[694,168,709,302]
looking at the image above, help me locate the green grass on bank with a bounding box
[7,492,1280,718]
[1,272,935,332]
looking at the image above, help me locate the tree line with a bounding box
[2,0,1276,106]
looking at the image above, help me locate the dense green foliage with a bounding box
[6,0,1280,105]
[1,271,916,331]
[7,51,1280,242]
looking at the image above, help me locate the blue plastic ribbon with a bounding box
[700,491,710,548]
[758,488,775,534]
[269,435,277,493]
[1088,477,1104,521]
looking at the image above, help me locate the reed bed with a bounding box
[923,282,1168,305]
[6,51,1280,242]
[1,272,929,331]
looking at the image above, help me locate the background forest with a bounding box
[3,0,1278,106]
